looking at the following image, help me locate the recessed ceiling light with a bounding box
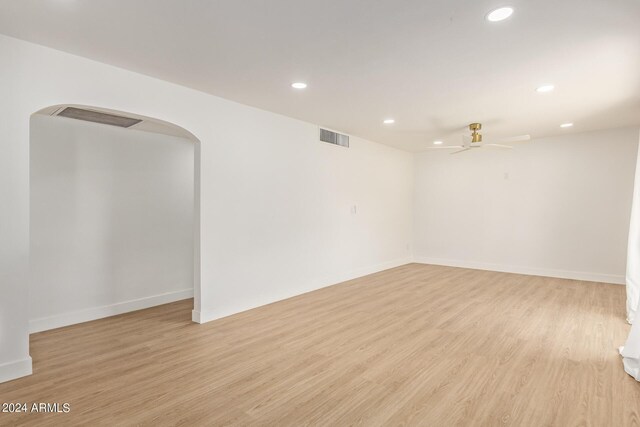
[291,82,307,89]
[560,123,573,128]
[383,119,395,124]
[486,7,514,22]
[433,141,443,145]
[536,84,555,93]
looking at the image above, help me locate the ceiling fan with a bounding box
[431,123,530,154]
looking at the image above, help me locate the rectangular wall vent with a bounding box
[320,128,349,147]
[57,107,142,128]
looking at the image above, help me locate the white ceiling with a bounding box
[1,0,638,151]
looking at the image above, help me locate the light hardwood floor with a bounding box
[1,263,639,426]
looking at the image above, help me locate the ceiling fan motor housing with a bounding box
[470,123,482,143]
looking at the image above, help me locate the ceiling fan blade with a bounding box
[450,147,472,155]
[498,134,530,143]
[484,143,513,149]
[425,145,465,150]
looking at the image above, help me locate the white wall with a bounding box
[413,128,639,283]
[29,115,194,332]
[200,119,414,321]
[2,31,637,386]
[0,34,414,382]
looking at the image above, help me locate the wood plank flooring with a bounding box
[1,263,639,426]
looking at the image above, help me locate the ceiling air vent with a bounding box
[320,128,349,148]
[56,107,142,128]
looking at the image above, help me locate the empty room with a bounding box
[1,0,639,425]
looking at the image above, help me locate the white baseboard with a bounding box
[193,257,412,324]
[30,288,194,333]
[0,357,32,384]
[413,256,625,285]
[192,309,204,323]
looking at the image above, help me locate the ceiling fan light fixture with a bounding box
[452,122,525,155]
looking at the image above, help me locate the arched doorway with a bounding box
[29,105,201,332]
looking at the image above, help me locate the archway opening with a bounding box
[29,105,201,333]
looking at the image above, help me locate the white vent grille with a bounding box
[57,107,142,128]
[320,128,349,147]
